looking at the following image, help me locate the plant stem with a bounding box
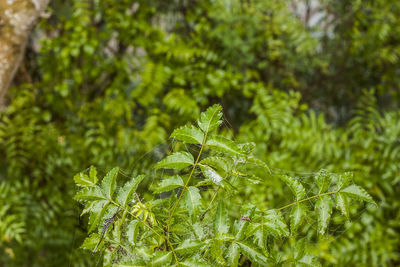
[277,190,339,211]
[166,132,208,231]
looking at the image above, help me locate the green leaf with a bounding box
[336,193,350,219]
[175,240,203,255]
[235,205,256,240]
[88,200,110,232]
[74,167,98,187]
[197,104,223,133]
[235,240,268,264]
[89,166,98,183]
[185,186,202,218]
[214,200,230,234]
[153,176,184,194]
[180,258,209,267]
[290,203,306,233]
[280,175,306,201]
[117,175,146,206]
[74,186,106,202]
[315,195,333,235]
[227,243,241,267]
[263,209,289,237]
[126,220,140,245]
[206,135,243,155]
[297,254,322,266]
[201,156,232,175]
[341,185,375,204]
[114,264,145,267]
[150,251,172,266]
[200,165,223,186]
[171,125,204,144]
[101,167,119,199]
[81,233,101,251]
[155,151,194,170]
[315,169,331,193]
[336,172,353,190]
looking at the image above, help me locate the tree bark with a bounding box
[0,0,49,107]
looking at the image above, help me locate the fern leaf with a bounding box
[117,175,145,206]
[315,195,333,235]
[101,167,119,199]
[197,104,223,133]
[280,175,306,201]
[185,186,202,218]
[340,185,375,204]
[335,193,350,219]
[171,125,204,144]
[214,200,230,234]
[290,203,306,233]
[206,135,243,156]
[155,151,194,170]
[153,176,184,194]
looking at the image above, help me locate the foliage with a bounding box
[0,0,399,266]
[74,105,374,266]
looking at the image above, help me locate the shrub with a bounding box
[74,105,374,266]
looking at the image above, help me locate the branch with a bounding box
[0,0,50,108]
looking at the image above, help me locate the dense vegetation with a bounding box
[0,0,399,266]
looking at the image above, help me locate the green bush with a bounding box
[74,105,374,266]
[0,0,399,266]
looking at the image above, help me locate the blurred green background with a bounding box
[0,0,399,266]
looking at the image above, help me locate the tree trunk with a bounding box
[0,0,49,107]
